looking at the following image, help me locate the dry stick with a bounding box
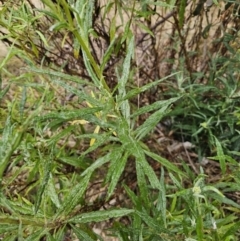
[183,144,199,174]
[136,0,192,46]
[181,128,199,174]
[173,13,194,82]
[136,10,177,46]
[136,4,194,82]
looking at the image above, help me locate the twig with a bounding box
[181,129,199,174]
[137,10,176,46]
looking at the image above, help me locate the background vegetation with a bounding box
[0,0,240,240]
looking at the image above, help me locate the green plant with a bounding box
[164,75,240,160]
[0,0,240,240]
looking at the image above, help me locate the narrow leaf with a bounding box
[145,151,186,177]
[178,0,187,28]
[56,172,91,216]
[24,229,46,241]
[135,105,171,141]
[140,157,161,190]
[71,225,96,241]
[80,152,111,177]
[100,37,117,72]
[69,209,134,223]
[213,136,226,174]
[131,97,181,118]
[119,72,179,101]
[35,155,52,213]
[136,160,149,204]
[38,107,102,121]
[47,178,61,209]
[107,151,128,199]
[156,168,167,227]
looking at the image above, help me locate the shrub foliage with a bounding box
[0,0,240,240]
